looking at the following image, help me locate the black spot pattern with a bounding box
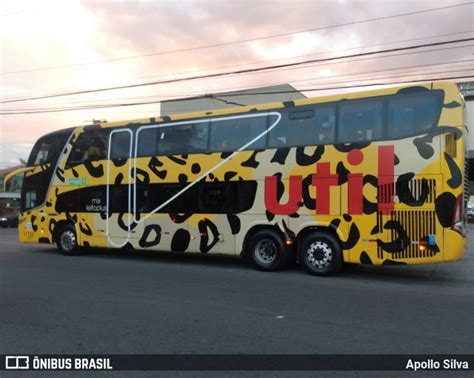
[435,192,456,228]
[281,219,296,240]
[148,157,167,179]
[114,173,124,185]
[198,219,220,253]
[241,151,261,168]
[168,156,187,165]
[271,148,290,165]
[266,210,275,222]
[413,134,435,159]
[341,223,360,250]
[444,152,461,189]
[191,163,201,174]
[178,174,188,184]
[360,252,372,265]
[396,173,430,206]
[377,220,410,253]
[220,151,233,159]
[117,213,138,232]
[227,214,241,235]
[55,167,65,182]
[79,222,93,236]
[295,146,324,166]
[336,162,350,185]
[139,224,162,248]
[134,168,150,184]
[302,174,315,210]
[171,229,190,252]
[224,171,237,181]
[83,160,104,178]
[48,219,57,236]
[31,215,38,231]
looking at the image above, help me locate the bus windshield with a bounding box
[21,129,72,211]
[27,129,72,167]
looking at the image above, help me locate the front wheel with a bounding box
[247,229,290,271]
[299,231,342,276]
[56,225,80,255]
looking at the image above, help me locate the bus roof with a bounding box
[73,81,460,132]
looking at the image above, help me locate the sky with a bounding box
[0,0,473,167]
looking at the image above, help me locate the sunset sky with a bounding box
[1,0,473,167]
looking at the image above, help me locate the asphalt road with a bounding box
[0,224,473,375]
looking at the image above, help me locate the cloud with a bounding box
[0,0,472,164]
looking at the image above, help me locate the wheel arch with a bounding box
[240,224,286,257]
[53,218,77,243]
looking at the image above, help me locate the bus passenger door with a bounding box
[106,129,136,248]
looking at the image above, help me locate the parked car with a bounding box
[0,214,18,228]
[468,204,474,221]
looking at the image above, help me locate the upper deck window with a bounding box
[387,90,444,139]
[338,98,384,143]
[137,122,208,157]
[269,103,336,147]
[209,115,268,152]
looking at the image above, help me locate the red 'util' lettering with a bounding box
[264,175,302,215]
[312,162,338,215]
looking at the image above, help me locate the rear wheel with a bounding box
[56,225,79,255]
[247,229,290,271]
[299,231,342,276]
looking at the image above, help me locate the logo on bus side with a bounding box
[264,145,394,215]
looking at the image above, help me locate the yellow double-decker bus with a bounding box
[11,81,468,275]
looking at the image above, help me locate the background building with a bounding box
[160,84,305,115]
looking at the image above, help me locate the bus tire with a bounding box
[299,231,342,276]
[56,225,79,255]
[247,229,289,271]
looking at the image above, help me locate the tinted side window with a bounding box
[159,123,208,156]
[200,183,228,212]
[387,91,444,138]
[110,131,131,160]
[338,98,384,143]
[67,129,109,167]
[137,123,208,157]
[209,115,268,152]
[137,128,159,157]
[269,103,336,147]
[140,183,198,213]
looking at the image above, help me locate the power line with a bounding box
[3,30,471,104]
[2,63,473,113]
[3,29,471,103]
[6,59,473,109]
[1,75,473,115]
[1,2,472,75]
[1,37,473,105]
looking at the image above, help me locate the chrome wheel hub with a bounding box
[306,241,332,268]
[61,230,76,252]
[254,239,277,265]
